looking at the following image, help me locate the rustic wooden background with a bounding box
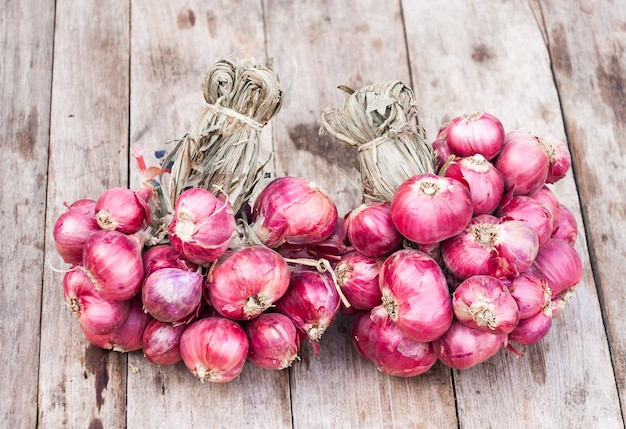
[3,0,625,427]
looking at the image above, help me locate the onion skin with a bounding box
[344,201,402,257]
[533,238,582,298]
[335,251,383,311]
[535,133,572,183]
[209,246,290,320]
[63,267,130,335]
[142,319,185,365]
[452,275,520,335]
[168,188,236,266]
[507,266,551,319]
[141,268,203,324]
[142,244,198,277]
[53,199,100,265]
[83,230,144,301]
[378,249,453,342]
[352,309,438,377]
[530,185,562,234]
[434,319,507,370]
[497,195,553,245]
[179,317,249,383]
[495,131,550,196]
[391,173,473,245]
[552,203,578,246]
[445,155,504,215]
[245,313,300,370]
[445,112,505,161]
[95,187,149,234]
[508,308,552,345]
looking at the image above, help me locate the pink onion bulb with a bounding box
[83,230,144,301]
[95,187,149,234]
[432,136,452,172]
[377,249,453,342]
[63,267,130,335]
[141,267,203,324]
[552,203,578,246]
[344,201,402,257]
[251,176,338,248]
[533,238,582,298]
[445,112,505,160]
[142,244,197,277]
[391,173,473,244]
[168,188,235,265]
[530,185,562,233]
[441,214,539,280]
[495,131,550,196]
[507,266,551,319]
[179,316,249,383]
[142,319,185,365]
[434,319,507,370]
[245,312,300,370]
[452,275,519,335]
[508,308,552,345]
[209,246,290,320]
[496,195,553,245]
[352,308,438,377]
[335,251,383,310]
[535,133,572,183]
[53,199,100,265]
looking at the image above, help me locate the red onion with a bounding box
[344,201,402,257]
[142,244,198,277]
[81,297,151,352]
[535,133,572,183]
[550,287,576,318]
[391,173,473,244]
[552,203,578,245]
[441,214,539,280]
[168,188,235,265]
[452,275,519,335]
[209,246,290,320]
[245,312,300,370]
[142,319,185,365]
[495,131,550,196]
[63,267,130,335]
[83,230,144,301]
[95,187,149,234]
[179,316,249,383]
[53,199,100,265]
[141,267,203,324]
[335,251,382,310]
[275,270,340,345]
[352,309,438,377]
[507,266,551,319]
[534,238,582,298]
[432,136,452,172]
[496,195,553,245]
[508,308,552,345]
[251,176,338,248]
[434,319,507,370]
[445,154,504,215]
[377,249,452,342]
[529,185,562,233]
[305,216,351,261]
[445,112,505,160]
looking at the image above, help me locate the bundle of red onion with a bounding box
[325,106,582,376]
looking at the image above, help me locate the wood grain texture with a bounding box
[39,1,130,428]
[0,0,54,427]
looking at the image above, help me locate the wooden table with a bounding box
[3,1,625,427]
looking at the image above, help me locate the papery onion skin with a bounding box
[63,267,130,335]
[53,199,100,265]
[352,308,438,377]
[378,249,453,342]
[143,244,198,277]
[536,133,572,183]
[335,251,383,310]
[441,214,539,280]
[142,267,203,324]
[251,176,338,248]
[508,308,552,345]
[497,195,553,245]
[391,173,473,244]
[209,246,290,320]
[446,155,504,215]
[95,187,149,234]
[245,313,300,370]
[552,203,578,246]
[275,270,340,343]
[83,230,144,301]
[168,188,236,265]
[179,317,249,383]
[530,185,562,234]
[445,112,505,161]
[142,319,185,365]
[452,275,520,335]
[434,319,507,370]
[495,131,550,196]
[344,201,402,257]
[507,266,551,320]
[533,238,582,298]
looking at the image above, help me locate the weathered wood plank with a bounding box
[0,1,54,427]
[265,1,458,427]
[540,0,626,417]
[126,1,292,427]
[403,0,622,427]
[39,1,131,428]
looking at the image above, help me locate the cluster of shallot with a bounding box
[53,172,345,383]
[337,112,582,376]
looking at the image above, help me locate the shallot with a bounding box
[495,131,550,196]
[444,112,505,160]
[141,267,203,324]
[245,312,300,370]
[142,319,185,366]
[94,187,149,234]
[53,199,100,265]
[344,201,402,257]
[335,251,382,310]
